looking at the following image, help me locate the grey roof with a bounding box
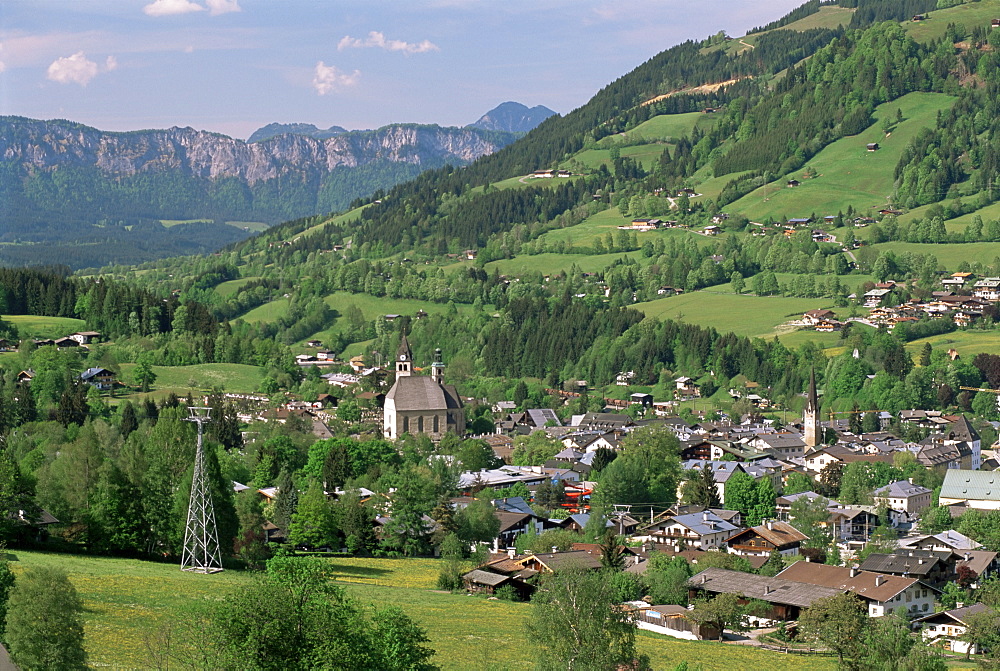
[386,375,461,412]
[940,470,1000,503]
[947,415,980,443]
[493,497,534,516]
[669,511,739,536]
[913,603,994,626]
[874,480,931,499]
[79,367,113,381]
[858,552,946,577]
[688,567,843,608]
[527,408,560,428]
[462,569,510,587]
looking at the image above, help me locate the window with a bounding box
[433,415,439,433]
[402,417,409,433]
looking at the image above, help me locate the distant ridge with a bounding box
[467,101,557,133]
[248,122,349,143]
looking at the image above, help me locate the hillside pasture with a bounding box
[868,241,1000,268]
[487,251,647,276]
[634,290,838,338]
[597,112,709,146]
[904,0,1000,43]
[711,6,856,55]
[214,277,258,297]
[5,550,838,671]
[237,297,291,323]
[726,92,956,222]
[904,329,1000,358]
[2,314,87,339]
[118,362,265,396]
[534,206,723,252]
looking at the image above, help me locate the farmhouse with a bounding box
[776,562,939,618]
[725,520,808,557]
[687,568,843,622]
[914,604,998,655]
[79,367,115,390]
[639,510,740,551]
[866,142,880,151]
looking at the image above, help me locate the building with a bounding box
[725,520,808,557]
[939,470,1000,510]
[687,567,843,622]
[776,562,938,618]
[804,369,820,448]
[79,367,115,390]
[638,511,740,551]
[383,335,465,440]
[872,480,932,523]
[914,603,998,655]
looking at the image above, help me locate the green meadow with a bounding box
[597,112,710,146]
[870,241,1000,268]
[2,315,87,339]
[5,550,838,671]
[905,329,1000,358]
[904,0,1000,43]
[214,277,258,298]
[709,6,856,56]
[118,362,265,396]
[725,92,957,221]
[634,291,837,338]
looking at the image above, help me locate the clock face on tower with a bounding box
[400,355,407,361]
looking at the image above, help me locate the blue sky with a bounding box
[1,0,804,139]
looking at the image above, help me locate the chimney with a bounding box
[965,552,971,561]
[850,567,858,578]
[766,520,774,531]
[551,546,558,554]
[764,585,772,595]
[875,575,885,587]
[507,547,516,560]
[918,558,924,565]
[701,574,708,584]
[703,511,710,522]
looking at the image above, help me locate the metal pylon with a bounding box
[181,407,223,574]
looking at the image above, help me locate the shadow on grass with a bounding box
[328,563,393,579]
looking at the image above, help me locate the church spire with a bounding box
[804,368,820,448]
[396,332,413,377]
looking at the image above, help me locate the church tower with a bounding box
[431,347,444,384]
[396,333,413,377]
[804,368,820,448]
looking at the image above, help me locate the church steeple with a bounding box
[804,368,820,448]
[396,333,413,377]
[431,347,444,383]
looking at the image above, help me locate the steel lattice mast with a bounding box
[181,407,223,574]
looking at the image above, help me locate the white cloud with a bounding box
[0,61,6,73]
[205,0,241,16]
[105,55,118,71]
[337,31,439,55]
[143,0,205,17]
[312,61,359,95]
[47,51,99,85]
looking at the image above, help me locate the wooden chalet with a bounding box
[725,521,808,557]
[687,567,843,622]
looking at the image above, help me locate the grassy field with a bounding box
[905,329,1000,358]
[487,251,647,276]
[870,241,1000,268]
[725,92,956,221]
[214,277,258,298]
[2,315,87,339]
[531,206,722,252]
[118,362,265,396]
[904,0,1000,43]
[634,290,836,338]
[597,112,710,146]
[5,550,839,671]
[710,6,856,55]
[238,297,292,323]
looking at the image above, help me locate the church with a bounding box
[383,334,465,440]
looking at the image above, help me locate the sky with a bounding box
[1,0,805,140]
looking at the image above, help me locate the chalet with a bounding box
[414,309,429,319]
[711,213,730,224]
[79,367,115,390]
[787,217,812,226]
[776,562,939,618]
[16,369,34,384]
[687,568,843,622]
[54,337,79,348]
[803,309,835,324]
[879,208,903,216]
[0,339,12,352]
[993,18,1000,28]
[674,377,700,398]
[639,510,740,551]
[516,550,603,574]
[942,271,974,287]
[531,169,554,179]
[725,520,808,557]
[33,339,55,347]
[914,604,997,655]
[657,286,680,296]
[827,506,881,543]
[629,392,654,408]
[465,249,478,260]
[815,319,842,332]
[911,14,925,21]
[863,288,892,307]
[866,142,880,151]
[899,530,982,554]
[973,277,1000,301]
[630,603,720,641]
[787,179,800,188]
[858,550,954,587]
[958,550,1000,587]
[305,339,323,348]
[69,331,101,345]
[703,225,721,236]
[750,432,805,459]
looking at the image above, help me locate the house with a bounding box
[993,18,1000,28]
[912,14,926,21]
[675,377,700,398]
[630,603,720,641]
[973,277,1000,301]
[703,225,721,236]
[750,433,806,459]
[16,369,35,384]
[787,217,812,226]
[939,469,999,510]
[0,339,12,352]
[630,392,654,408]
[79,367,115,390]
[866,142,880,151]
[776,562,939,618]
[725,520,808,557]
[914,604,998,655]
[69,331,101,345]
[803,309,836,324]
[383,335,464,440]
[305,339,323,348]
[54,336,80,349]
[638,510,740,551]
[687,567,844,622]
[516,550,603,574]
[898,530,982,554]
[872,480,932,523]
[857,550,954,587]
[958,550,1000,587]
[787,179,800,188]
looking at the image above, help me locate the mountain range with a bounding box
[467,102,557,133]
